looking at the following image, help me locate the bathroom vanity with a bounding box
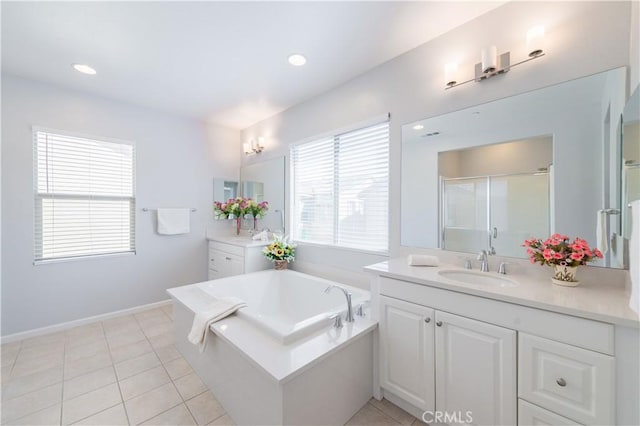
[366,259,639,426]
[207,235,271,280]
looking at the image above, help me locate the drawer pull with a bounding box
[556,378,567,387]
[436,321,443,327]
[424,317,431,323]
[225,257,232,261]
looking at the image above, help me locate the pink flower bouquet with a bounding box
[523,234,603,267]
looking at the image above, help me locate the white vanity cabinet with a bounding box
[379,296,435,412]
[372,273,623,426]
[379,295,516,425]
[435,311,516,426]
[208,238,271,280]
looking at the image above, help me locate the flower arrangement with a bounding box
[246,199,269,218]
[523,234,603,267]
[214,197,248,219]
[263,236,296,264]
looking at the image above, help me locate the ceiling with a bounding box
[1,1,504,130]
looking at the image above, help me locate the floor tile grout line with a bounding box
[103,319,134,426]
[153,345,200,424]
[366,402,404,425]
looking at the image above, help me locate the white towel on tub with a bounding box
[188,297,247,353]
[157,208,190,235]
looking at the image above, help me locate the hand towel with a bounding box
[252,230,268,241]
[629,200,640,315]
[596,209,608,254]
[188,296,247,353]
[157,208,190,235]
[408,254,440,267]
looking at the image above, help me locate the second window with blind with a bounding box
[291,119,389,253]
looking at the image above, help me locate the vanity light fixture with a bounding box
[445,26,546,90]
[413,124,424,130]
[244,137,265,155]
[72,63,97,75]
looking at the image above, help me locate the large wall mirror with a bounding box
[213,156,285,233]
[240,156,286,233]
[401,67,628,268]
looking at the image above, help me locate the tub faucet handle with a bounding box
[356,304,365,317]
[332,314,343,329]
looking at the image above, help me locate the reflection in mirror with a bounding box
[402,67,627,268]
[213,178,238,202]
[240,157,285,233]
[242,181,265,202]
[622,86,640,240]
[439,137,552,258]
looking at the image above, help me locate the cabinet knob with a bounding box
[436,321,443,327]
[424,317,431,323]
[556,378,567,387]
[225,257,232,261]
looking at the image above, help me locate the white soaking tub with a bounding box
[167,269,376,426]
[197,269,369,344]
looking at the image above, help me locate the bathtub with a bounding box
[197,269,369,344]
[167,269,376,425]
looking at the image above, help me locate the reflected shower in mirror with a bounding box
[402,67,627,268]
[439,137,552,258]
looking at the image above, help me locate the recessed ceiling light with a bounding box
[72,64,97,75]
[413,124,424,130]
[288,54,306,66]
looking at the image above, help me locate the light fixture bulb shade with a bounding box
[444,63,458,87]
[243,142,252,154]
[527,26,545,57]
[481,46,498,74]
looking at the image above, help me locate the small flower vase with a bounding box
[235,217,241,235]
[253,217,258,231]
[274,260,287,270]
[552,265,580,287]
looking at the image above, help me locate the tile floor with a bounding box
[1,305,423,426]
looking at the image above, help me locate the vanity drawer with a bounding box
[518,333,614,425]
[209,241,244,257]
[518,399,583,425]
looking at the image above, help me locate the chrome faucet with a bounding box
[324,285,355,322]
[477,250,490,272]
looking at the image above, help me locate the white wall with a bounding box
[240,1,632,287]
[1,75,240,335]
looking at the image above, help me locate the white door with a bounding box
[435,311,516,426]
[379,296,435,412]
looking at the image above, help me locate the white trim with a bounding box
[0,299,172,344]
[293,240,389,257]
[288,112,390,148]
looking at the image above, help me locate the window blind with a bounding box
[291,121,389,252]
[33,130,136,262]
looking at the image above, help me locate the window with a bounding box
[291,120,389,252]
[34,129,136,262]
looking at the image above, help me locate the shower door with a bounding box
[489,174,550,257]
[441,178,488,254]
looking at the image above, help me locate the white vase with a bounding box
[552,265,580,287]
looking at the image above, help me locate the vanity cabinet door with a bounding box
[379,296,435,412]
[435,311,516,426]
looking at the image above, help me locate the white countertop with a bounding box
[365,258,639,328]
[207,234,272,248]
[167,284,377,383]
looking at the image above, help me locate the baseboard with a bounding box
[0,299,172,344]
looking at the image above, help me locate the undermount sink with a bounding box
[437,269,518,287]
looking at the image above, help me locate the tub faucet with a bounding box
[324,285,355,323]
